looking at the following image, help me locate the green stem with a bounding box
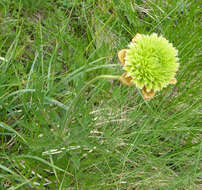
[63,75,120,134]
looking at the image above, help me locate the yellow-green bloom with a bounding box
[118,33,179,100]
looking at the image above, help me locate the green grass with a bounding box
[0,0,201,189]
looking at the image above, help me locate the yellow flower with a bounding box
[118,33,178,100]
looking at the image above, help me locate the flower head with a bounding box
[118,33,179,100]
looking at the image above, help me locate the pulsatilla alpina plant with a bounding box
[118,33,179,100]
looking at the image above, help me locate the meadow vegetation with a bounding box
[0,0,201,189]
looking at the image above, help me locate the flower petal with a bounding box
[132,33,142,43]
[169,78,177,84]
[119,72,133,86]
[118,49,127,66]
[142,86,155,100]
